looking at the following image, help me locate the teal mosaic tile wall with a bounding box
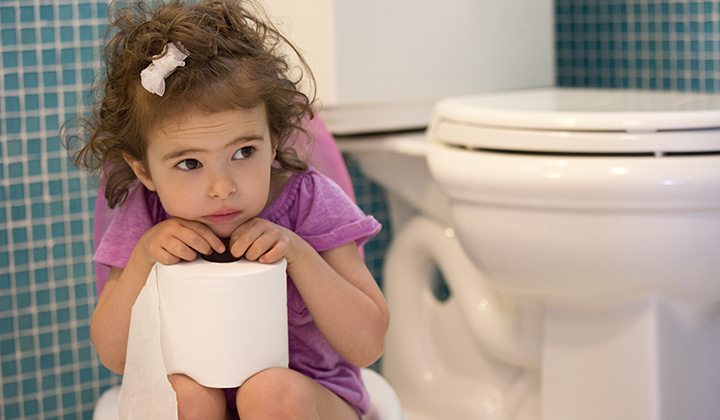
[557,0,720,92]
[0,1,121,419]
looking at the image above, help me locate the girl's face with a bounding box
[127,105,276,238]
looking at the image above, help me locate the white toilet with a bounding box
[342,87,720,420]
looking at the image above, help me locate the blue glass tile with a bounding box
[60,26,73,42]
[21,27,36,44]
[39,333,53,350]
[27,160,41,176]
[62,390,76,408]
[22,50,37,66]
[3,51,18,68]
[31,203,45,219]
[33,247,47,263]
[11,205,26,221]
[5,96,20,112]
[2,360,18,376]
[97,2,108,18]
[70,198,82,214]
[12,226,27,242]
[24,400,39,417]
[51,222,65,238]
[42,49,56,65]
[42,70,58,87]
[0,339,15,355]
[4,72,19,89]
[27,138,41,155]
[72,242,85,257]
[0,296,11,312]
[80,368,93,383]
[53,265,67,281]
[20,356,35,373]
[50,201,64,217]
[14,249,29,266]
[75,283,88,299]
[78,3,92,19]
[39,4,53,20]
[16,271,29,288]
[41,26,54,43]
[57,328,72,344]
[82,68,94,84]
[80,46,94,61]
[44,92,58,108]
[60,48,75,64]
[42,395,57,411]
[75,305,90,320]
[32,224,46,240]
[4,403,20,420]
[18,314,32,330]
[1,28,17,46]
[6,139,21,156]
[34,268,48,284]
[36,291,50,307]
[58,4,73,20]
[17,4,38,27]
[0,6,15,23]
[62,69,76,85]
[19,335,34,351]
[25,94,40,111]
[79,25,93,41]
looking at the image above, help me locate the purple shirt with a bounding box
[95,168,381,415]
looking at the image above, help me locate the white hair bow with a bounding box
[140,42,188,96]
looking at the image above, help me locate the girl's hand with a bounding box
[137,217,226,266]
[228,217,301,264]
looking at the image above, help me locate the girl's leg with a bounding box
[235,367,359,420]
[169,374,229,420]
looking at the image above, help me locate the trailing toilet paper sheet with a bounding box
[118,264,178,420]
[118,258,288,419]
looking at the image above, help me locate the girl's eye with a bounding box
[233,146,255,160]
[176,159,202,170]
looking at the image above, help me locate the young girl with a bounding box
[66,1,389,419]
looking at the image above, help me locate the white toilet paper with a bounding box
[157,258,289,388]
[118,258,288,419]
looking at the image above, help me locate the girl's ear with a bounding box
[123,154,157,192]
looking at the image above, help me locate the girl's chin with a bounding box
[208,225,236,239]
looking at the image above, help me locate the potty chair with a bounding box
[91,116,406,420]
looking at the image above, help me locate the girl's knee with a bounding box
[169,374,227,420]
[236,368,317,418]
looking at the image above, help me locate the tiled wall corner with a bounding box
[0,1,121,419]
[557,0,720,92]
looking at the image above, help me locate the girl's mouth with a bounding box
[204,209,242,224]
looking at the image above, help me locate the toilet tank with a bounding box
[260,0,555,135]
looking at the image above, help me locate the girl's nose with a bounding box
[208,170,237,198]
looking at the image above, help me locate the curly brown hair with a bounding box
[64,0,315,208]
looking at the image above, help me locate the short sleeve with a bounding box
[261,169,381,253]
[94,183,168,269]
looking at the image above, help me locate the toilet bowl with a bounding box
[340,87,720,420]
[425,87,720,420]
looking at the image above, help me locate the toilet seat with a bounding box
[432,88,720,154]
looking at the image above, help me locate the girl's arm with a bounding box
[231,219,389,368]
[91,218,224,373]
[292,240,390,367]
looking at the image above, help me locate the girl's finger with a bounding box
[175,219,225,255]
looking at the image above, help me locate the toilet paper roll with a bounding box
[118,258,288,420]
[157,258,289,388]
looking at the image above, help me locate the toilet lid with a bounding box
[432,88,720,153]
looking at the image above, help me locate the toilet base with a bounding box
[543,296,720,420]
